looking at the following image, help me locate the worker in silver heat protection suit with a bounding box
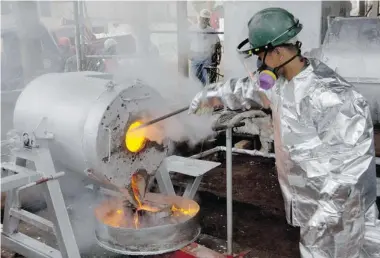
[189,8,380,258]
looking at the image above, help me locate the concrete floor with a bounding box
[1,179,295,258]
[0,206,287,258]
[1,218,291,258]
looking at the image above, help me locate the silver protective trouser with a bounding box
[189,58,380,258]
[300,203,380,258]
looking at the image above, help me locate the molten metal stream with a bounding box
[131,173,163,228]
[100,199,198,229]
[131,174,143,208]
[99,173,200,229]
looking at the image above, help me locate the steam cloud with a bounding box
[114,58,216,148]
[1,1,217,255]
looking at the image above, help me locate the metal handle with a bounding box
[104,127,112,163]
[15,171,66,208]
[120,95,151,102]
[131,106,189,132]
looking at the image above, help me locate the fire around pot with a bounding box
[94,193,201,255]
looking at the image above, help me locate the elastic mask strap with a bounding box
[273,47,301,74]
[258,51,269,72]
[260,50,279,80]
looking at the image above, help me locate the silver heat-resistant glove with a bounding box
[188,83,222,115]
[188,77,263,115]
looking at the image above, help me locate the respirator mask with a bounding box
[237,34,302,91]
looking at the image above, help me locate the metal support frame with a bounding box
[1,139,81,258]
[155,155,220,200]
[176,1,189,77]
[14,1,43,84]
[73,0,82,71]
[225,128,233,255]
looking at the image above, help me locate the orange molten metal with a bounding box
[96,193,200,229]
[98,175,200,229]
[125,121,147,153]
[171,204,198,217]
[131,174,143,208]
[102,208,125,228]
[124,119,166,153]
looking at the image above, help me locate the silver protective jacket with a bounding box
[191,58,377,229]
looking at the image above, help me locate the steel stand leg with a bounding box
[226,128,233,255]
[33,145,80,258]
[2,158,26,235]
[183,175,204,200]
[155,164,176,196]
[1,141,81,258]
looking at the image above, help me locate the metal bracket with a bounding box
[120,95,151,102]
[155,155,221,200]
[105,81,116,91]
[1,143,80,258]
[103,127,112,163]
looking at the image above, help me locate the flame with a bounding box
[102,209,125,227]
[171,204,198,216]
[99,203,198,229]
[131,174,143,208]
[139,203,160,212]
[134,212,139,229]
[130,173,163,228]
[133,204,163,228]
[98,183,199,229]
[125,121,147,153]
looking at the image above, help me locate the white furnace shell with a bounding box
[13,72,169,189]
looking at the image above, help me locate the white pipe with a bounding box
[226,128,233,255]
[192,147,377,164]
[15,171,66,208]
[190,146,222,159]
[220,147,275,159]
[190,141,275,255]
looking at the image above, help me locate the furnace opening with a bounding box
[125,121,147,153]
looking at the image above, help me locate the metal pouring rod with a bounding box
[131,106,189,131]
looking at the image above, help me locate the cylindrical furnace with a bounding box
[13,72,170,190]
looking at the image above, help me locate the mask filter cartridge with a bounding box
[259,70,277,90]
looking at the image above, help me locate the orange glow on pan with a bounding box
[125,121,147,153]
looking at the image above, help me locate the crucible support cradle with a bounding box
[155,155,221,199]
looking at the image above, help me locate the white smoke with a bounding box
[1,2,217,255]
[114,57,215,147]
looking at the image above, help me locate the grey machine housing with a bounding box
[13,72,169,190]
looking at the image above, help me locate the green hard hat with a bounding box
[247,8,302,51]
